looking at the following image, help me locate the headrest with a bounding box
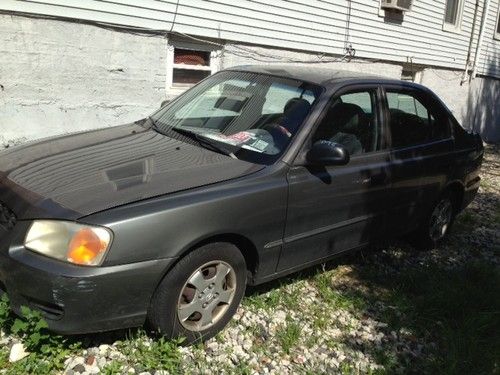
[328,103,364,132]
[281,98,312,134]
[284,98,311,115]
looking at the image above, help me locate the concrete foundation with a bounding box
[0,14,166,147]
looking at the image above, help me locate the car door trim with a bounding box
[282,212,377,244]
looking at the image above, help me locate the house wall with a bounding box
[0,13,166,147]
[418,68,500,143]
[464,75,500,143]
[0,13,498,147]
[0,0,496,77]
[0,13,401,147]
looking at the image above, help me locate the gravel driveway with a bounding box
[1,145,499,375]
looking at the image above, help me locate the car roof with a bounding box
[226,64,424,89]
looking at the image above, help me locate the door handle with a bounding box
[362,174,387,185]
[361,178,371,184]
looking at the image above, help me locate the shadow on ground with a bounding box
[245,148,500,374]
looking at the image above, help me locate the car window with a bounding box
[151,71,322,165]
[340,92,373,114]
[174,78,252,123]
[262,82,315,115]
[312,90,379,156]
[386,91,449,149]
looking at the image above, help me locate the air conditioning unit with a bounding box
[381,0,413,12]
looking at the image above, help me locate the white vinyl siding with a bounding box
[0,0,498,78]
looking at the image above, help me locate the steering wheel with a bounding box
[263,123,292,137]
[261,123,292,151]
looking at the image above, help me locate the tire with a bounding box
[411,193,456,250]
[147,242,247,344]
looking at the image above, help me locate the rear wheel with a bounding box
[412,194,455,250]
[147,243,247,344]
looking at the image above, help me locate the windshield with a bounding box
[150,71,322,164]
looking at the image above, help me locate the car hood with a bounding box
[0,124,263,220]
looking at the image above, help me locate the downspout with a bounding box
[471,0,491,80]
[461,0,480,84]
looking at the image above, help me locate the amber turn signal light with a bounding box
[68,228,107,265]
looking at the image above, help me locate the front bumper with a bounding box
[0,222,176,334]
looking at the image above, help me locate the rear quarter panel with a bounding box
[450,126,484,209]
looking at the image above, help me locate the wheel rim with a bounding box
[429,198,453,241]
[177,260,237,332]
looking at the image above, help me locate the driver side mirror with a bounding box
[306,140,350,166]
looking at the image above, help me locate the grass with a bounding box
[276,317,301,354]
[115,332,184,373]
[346,260,500,374]
[453,210,478,231]
[493,203,500,225]
[313,270,367,312]
[244,280,303,311]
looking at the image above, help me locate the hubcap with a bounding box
[177,261,236,332]
[429,198,453,241]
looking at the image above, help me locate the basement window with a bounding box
[443,0,464,32]
[166,42,220,96]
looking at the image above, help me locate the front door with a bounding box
[277,87,391,272]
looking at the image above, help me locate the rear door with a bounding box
[382,85,453,234]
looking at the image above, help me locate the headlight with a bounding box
[24,220,112,266]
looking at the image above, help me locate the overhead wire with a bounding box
[1,9,387,66]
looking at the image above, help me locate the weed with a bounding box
[244,288,282,310]
[313,271,366,311]
[456,210,477,226]
[0,349,8,370]
[276,318,301,354]
[232,361,253,375]
[0,298,79,374]
[0,294,11,328]
[493,204,500,225]
[119,332,184,373]
[101,360,125,375]
[280,285,301,311]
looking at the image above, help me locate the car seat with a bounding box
[314,102,365,155]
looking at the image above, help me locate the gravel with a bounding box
[2,145,499,374]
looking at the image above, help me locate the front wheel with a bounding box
[147,243,247,344]
[412,194,455,250]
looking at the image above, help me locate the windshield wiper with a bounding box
[168,127,237,159]
[148,117,163,132]
[150,119,237,159]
